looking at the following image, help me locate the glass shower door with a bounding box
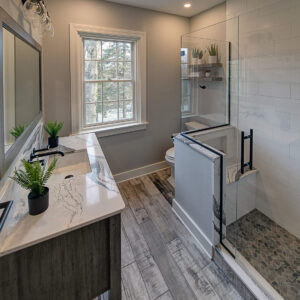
[229,3,300,299]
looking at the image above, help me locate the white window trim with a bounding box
[70,23,147,136]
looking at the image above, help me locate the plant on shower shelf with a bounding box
[198,50,204,64]
[207,44,218,64]
[44,121,63,148]
[10,125,26,139]
[10,158,57,215]
[191,48,199,65]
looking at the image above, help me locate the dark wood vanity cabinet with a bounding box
[0,214,121,300]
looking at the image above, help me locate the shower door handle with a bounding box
[241,129,253,174]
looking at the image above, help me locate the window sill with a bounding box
[78,122,148,138]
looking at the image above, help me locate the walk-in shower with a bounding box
[176,11,299,300]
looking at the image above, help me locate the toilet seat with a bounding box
[165,147,175,163]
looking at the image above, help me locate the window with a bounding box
[70,24,147,137]
[180,48,193,115]
[181,80,191,113]
[83,39,135,126]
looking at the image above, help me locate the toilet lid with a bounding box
[166,147,175,160]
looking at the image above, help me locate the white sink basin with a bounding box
[49,150,92,177]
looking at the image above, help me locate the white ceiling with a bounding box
[106,0,225,17]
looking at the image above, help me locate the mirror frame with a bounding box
[0,8,42,178]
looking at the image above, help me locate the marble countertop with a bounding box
[0,133,125,257]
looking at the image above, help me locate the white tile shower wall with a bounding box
[227,0,300,238]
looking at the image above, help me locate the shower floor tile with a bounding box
[226,209,300,300]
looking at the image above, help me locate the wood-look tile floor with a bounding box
[118,168,242,300]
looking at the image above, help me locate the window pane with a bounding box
[119,82,133,100]
[118,42,131,61]
[102,62,117,80]
[181,80,190,97]
[181,64,189,78]
[181,80,190,112]
[84,39,101,60]
[181,97,190,112]
[102,41,117,60]
[85,61,101,80]
[180,48,188,64]
[119,101,133,120]
[85,103,102,124]
[103,82,117,101]
[85,103,97,124]
[85,82,102,103]
[118,62,132,79]
[103,102,118,122]
[96,102,103,123]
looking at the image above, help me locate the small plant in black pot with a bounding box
[10,159,57,215]
[44,121,63,148]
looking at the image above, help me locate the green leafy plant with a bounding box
[44,121,63,138]
[207,44,218,56]
[192,48,199,58]
[10,125,25,139]
[198,50,204,59]
[10,159,57,197]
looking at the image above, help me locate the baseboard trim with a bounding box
[113,161,169,183]
[172,199,213,259]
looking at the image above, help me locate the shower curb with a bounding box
[214,247,258,300]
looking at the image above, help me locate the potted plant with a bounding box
[44,121,63,148]
[10,158,57,215]
[198,50,204,65]
[10,125,26,139]
[191,48,199,65]
[207,44,218,64]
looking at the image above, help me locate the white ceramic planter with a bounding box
[208,56,217,64]
[191,57,198,65]
[198,59,203,65]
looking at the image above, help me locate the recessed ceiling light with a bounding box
[184,3,192,8]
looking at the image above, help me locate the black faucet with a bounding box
[30,150,64,162]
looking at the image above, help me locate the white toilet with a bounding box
[165,147,175,186]
[165,121,208,187]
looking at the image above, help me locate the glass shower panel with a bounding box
[180,17,240,257]
[230,2,300,299]
[180,25,231,132]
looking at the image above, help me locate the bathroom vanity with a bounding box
[0,7,124,299]
[0,133,125,299]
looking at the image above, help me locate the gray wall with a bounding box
[42,0,189,174]
[190,3,226,32]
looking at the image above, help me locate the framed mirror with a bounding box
[0,8,42,178]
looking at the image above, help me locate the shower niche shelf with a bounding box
[189,63,223,69]
[187,63,224,82]
[184,75,223,81]
[199,77,222,81]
